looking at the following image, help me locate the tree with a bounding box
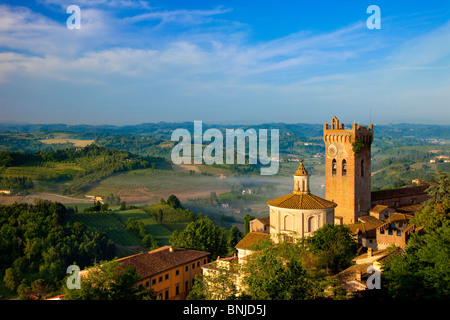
[188,264,240,300]
[169,217,228,260]
[30,279,52,299]
[63,260,155,300]
[141,234,158,250]
[227,226,241,255]
[243,214,255,236]
[3,267,21,292]
[382,220,450,300]
[158,209,164,223]
[414,199,449,232]
[240,241,314,300]
[167,194,181,209]
[425,171,450,206]
[120,201,126,210]
[304,224,358,274]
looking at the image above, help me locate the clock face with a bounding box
[327,144,337,157]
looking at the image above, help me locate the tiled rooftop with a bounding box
[116,246,209,279]
[267,192,337,210]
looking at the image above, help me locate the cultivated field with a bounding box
[39,138,94,147]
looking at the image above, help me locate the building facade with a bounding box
[323,116,374,224]
[267,161,336,243]
[115,246,209,300]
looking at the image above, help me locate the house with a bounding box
[249,216,270,234]
[334,247,400,296]
[376,213,423,250]
[81,246,209,300]
[347,216,384,250]
[235,232,270,262]
[369,205,395,221]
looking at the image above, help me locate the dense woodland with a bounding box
[0,200,115,299]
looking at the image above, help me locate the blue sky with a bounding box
[0,0,449,125]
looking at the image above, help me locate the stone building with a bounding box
[266,161,336,243]
[323,116,374,224]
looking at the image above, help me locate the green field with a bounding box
[63,204,193,257]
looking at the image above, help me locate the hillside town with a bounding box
[46,116,442,300]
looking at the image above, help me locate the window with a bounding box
[203,259,207,264]
[185,266,188,272]
[397,230,402,236]
[158,276,162,283]
[197,261,200,267]
[308,216,317,233]
[145,281,149,288]
[283,214,293,231]
[165,290,169,300]
[332,159,337,176]
[152,278,156,285]
[165,273,169,280]
[176,269,180,276]
[192,263,195,269]
[342,159,347,176]
[176,285,180,295]
[185,281,189,291]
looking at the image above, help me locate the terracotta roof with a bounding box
[116,246,209,279]
[254,216,270,225]
[235,232,269,250]
[384,213,412,223]
[371,184,429,201]
[294,160,310,176]
[395,204,422,214]
[348,216,383,238]
[370,205,389,214]
[267,192,337,210]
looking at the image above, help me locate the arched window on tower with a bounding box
[332,159,337,176]
[342,159,347,176]
[361,159,364,177]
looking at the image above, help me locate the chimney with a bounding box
[367,248,373,257]
[356,270,362,282]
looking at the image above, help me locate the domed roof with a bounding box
[267,192,337,210]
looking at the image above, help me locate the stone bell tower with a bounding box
[323,116,373,224]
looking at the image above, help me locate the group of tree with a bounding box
[126,217,158,250]
[1,200,115,299]
[0,176,33,194]
[83,200,109,213]
[0,145,155,195]
[169,216,243,260]
[63,260,156,300]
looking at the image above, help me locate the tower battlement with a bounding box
[323,116,373,145]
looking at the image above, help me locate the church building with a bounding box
[267,161,336,243]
